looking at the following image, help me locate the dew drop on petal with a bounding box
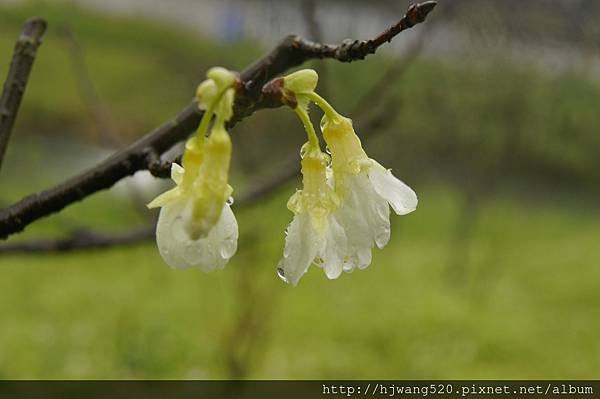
[220,238,237,259]
[277,267,289,284]
[226,196,234,205]
[300,142,310,159]
[320,115,327,131]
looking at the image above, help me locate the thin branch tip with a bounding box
[416,1,438,17]
[0,16,48,174]
[22,17,48,38]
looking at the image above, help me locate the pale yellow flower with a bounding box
[278,145,348,286]
[148,67,239,270]
[322,114,417,272]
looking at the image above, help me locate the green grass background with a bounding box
[0,1,598,379]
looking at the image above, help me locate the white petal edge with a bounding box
[171,163,184,184]
[368,163,418,215]
[319,215,347,280]
[278,213,321,286]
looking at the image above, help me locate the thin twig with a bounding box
[0,2,436,240]
[0,225,154,253]
[0,17,47,172]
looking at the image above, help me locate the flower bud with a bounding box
[283,69,318,94]
[215,88,235,122]
[196,79,217,110]
[207,67,236,89]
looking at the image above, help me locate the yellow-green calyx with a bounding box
[187,124,233,239]
[147,66,237,240]
[288,145,339,234]
[321,115,370,176]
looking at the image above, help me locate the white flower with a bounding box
[150,163,238,271]
[147,66,240,271]
[277,146,348,286]
[277,68,418,285]
[322,115,417,272]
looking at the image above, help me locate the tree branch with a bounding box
[0,1,436,240]
[0,17,47,172]
[0,94,403,254]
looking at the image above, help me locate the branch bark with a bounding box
[0,1,436,240]
[0,17,47,172]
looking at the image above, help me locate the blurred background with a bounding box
[0,0,599,379]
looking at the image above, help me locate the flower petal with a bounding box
[155,200,191,268]
[319,215,347,280]
[156,200,238,271]
[369,163,418,216]
[278,213,320,286]
[343,246,372,272]
[147,187,181,209]
[182,202,238,271]
[171,163,184,185]
[338,173,390,250]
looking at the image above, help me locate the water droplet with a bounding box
[220,239,237,259]
[299,142,310,159]
[325,145,331,155]
[313,257,324,266]
[277,268,289,284]
[226,196,234,205]
[320,115,327,131]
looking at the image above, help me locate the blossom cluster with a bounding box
[148,68,417,286]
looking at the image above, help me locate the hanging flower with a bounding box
[150,163,238,271]
[276,68,418,283]
[147,67,239,270]
[277,144,348,286]
[321,114,418,272]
